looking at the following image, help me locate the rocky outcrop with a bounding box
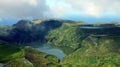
[0,63,5,67]
[0,63,9,67]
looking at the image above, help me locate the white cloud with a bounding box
[85,2,101,17]
[0,0,50,18]
[51,6,67,17]
[48,1,72,18]
[47,0,120,18]
[64,0,120,17]
[0,0,120,19]
[21,0,38,6]
[46,0,76,18]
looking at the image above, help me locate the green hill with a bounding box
[0,43,60,67]
[46,22,86,54]
[46,22,120,67]
[61,35,120,67]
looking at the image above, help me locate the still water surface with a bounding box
[35,44,66,60]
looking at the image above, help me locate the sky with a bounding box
[0,0,120,25]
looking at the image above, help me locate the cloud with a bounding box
[0,0,50,18]
[47,0,72,18]
[64,0,120,17]
[0,0,120,19]
[46,0,77,18]
[85,2,101,17]
[47,0,120,18]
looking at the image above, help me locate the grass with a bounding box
[46,23,85,54]
[0,44,61,67]
[25,47,60,67]
[61,36,120,67]
[0,44,25,62]
[59,46,74,55]
[6,58,34,67]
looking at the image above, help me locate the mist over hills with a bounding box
[0,19,120,45]
[0,19,63,45]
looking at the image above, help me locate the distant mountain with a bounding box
[0,19,63,45]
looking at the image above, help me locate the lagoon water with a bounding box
[35,44,66,60]
[79,26,104,29]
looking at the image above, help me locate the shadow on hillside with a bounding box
[0,20,62,45]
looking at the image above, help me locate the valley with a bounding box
[0,19,120,67]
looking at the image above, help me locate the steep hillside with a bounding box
[61,35,120,67]
[46,22,86,54]
[46,22,120,66]
[0,19,85,46]
[0,19,62,45]
[0,43,60,67]
[0,26,11,35]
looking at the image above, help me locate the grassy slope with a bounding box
[0,43,60,67]
[46,22,86,54]
[25,47,60,67]
[25,23,120,67]
[0,44,25,62]
[61,36,120,67]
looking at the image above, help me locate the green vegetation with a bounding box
[46,22,86,54]
[0,43,60,67]
[61,36,120,67]
[7,58,34,67]
[1,20,120,67]
[25,47,60,67]
[46,22,120,67]
[0,44,25,62]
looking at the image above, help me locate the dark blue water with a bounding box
[79,26,105,29]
